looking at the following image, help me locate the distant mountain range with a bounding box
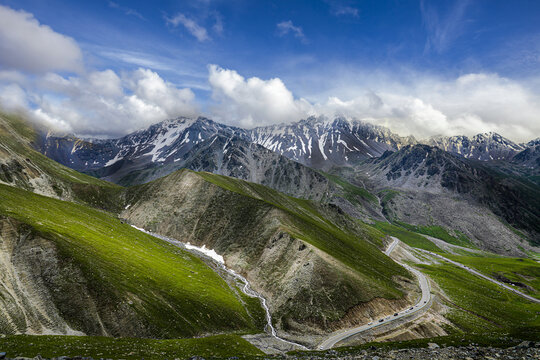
[41,115,537,181]
[425,132,529,161]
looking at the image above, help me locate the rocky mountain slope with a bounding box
[249,116,416,169]
[121,169,413,339]
[426,132,525,161]
[41,117,246,174]
[512,141,540,169]
[89,133,337,201]
[350,145,540,251]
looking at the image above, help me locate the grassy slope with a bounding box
[444,255,540,300]
[196,171,410,300]
[418,261,540,334]
[0,183,261,337]
[394,221,476,249]
[372,221,443,252]
[0,334,263,359]
[0,112,124,211]
[321,172,378,204]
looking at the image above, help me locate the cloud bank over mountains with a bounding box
[0,4,539,141]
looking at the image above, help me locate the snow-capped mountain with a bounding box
[40,115,417,177]
[113,134,337,199]
[250,116,416,168]
[524,137,540,148]
[513,144,540,167]
[426,132,525,161]
[40,115,537,188]
[41,117,247,172]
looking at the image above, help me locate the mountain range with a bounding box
[41,115,537,183]
[1,110,539,355]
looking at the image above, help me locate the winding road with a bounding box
[133,224,539,351]
[319,238,540,350]
[318,237,432,350]
[419,249,540,304]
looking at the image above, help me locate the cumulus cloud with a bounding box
[28,68,197,136]
[0,5,83,73]
[315,73,540,141]
[208,65,312,128]
[276,20,306,42]
[206,66,540,142]
[167,13,210,42]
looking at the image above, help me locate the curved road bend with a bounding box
[419,249,540,304]
[318,237,431,350]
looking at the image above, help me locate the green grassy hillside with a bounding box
[444,255,540,300]
[0,112,123,211]
[196,171,407,288]
[418,261,540,333]
[372,221,443,252]
[0,183,263,338]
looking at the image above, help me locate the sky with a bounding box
[0,0,539,141]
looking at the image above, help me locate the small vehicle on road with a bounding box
[378,319,384,323]
[368,322,373,325]
[394,313,398,316]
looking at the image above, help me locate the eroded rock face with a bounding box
[0,146,68,200]
[0,217,152,337]
[0,217,86,335]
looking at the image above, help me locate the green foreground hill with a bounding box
[0,183,262,338]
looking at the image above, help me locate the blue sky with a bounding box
[0,0,539,140]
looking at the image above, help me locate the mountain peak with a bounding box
[426,132,524,161]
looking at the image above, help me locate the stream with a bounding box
[131,225,307,350]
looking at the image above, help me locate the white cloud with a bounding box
[206,65,540,142]
[276,20,306,42]
[0,5,83,73]
[29,68,197,137]
[313,73,540,141]
[167,13,210,42]
[0,83,29,110]
[208,65,312,128]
